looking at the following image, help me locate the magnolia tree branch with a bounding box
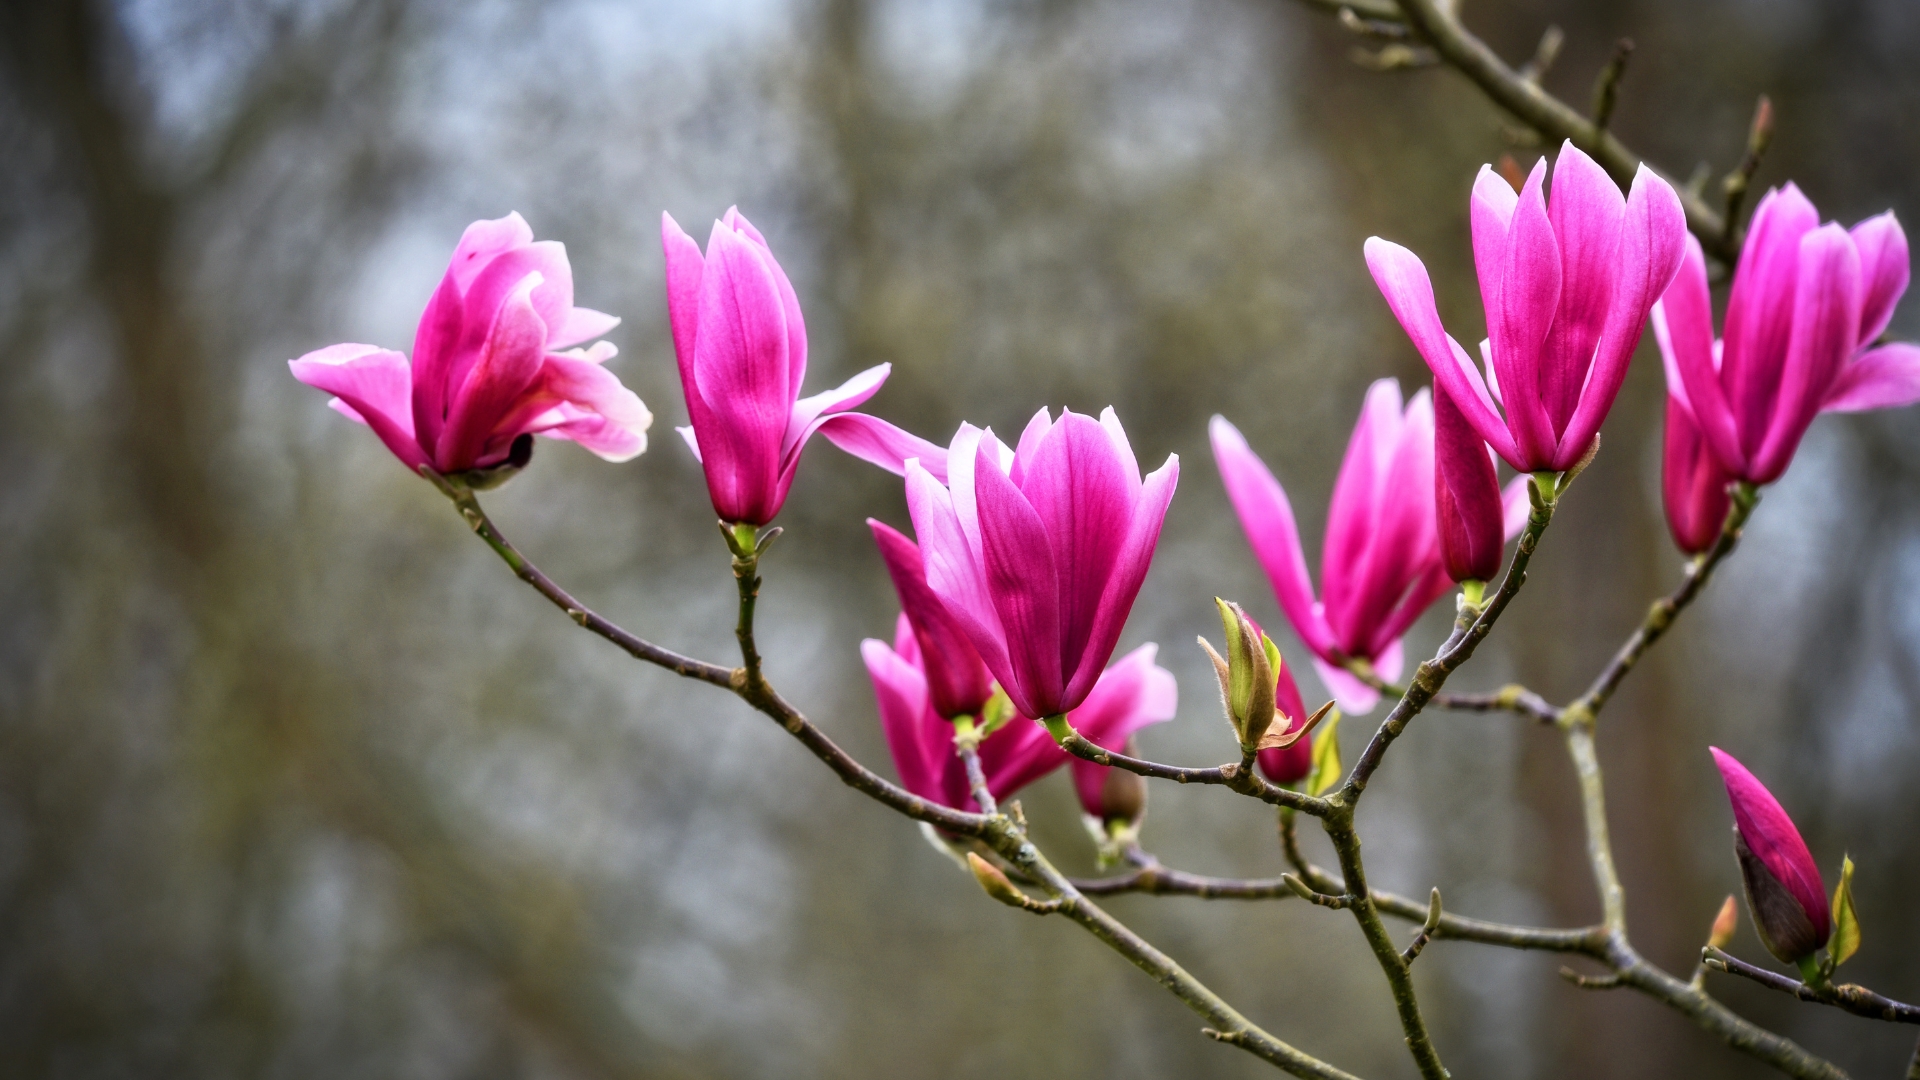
[1703,949,1920,1025]
[1286,0,1739,261]
[442,482,1357,1079]
[1559,483,1760,727]
[1045,726,1330,814]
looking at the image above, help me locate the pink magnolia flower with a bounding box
[1366,142,1687,473]
[1255,638,1314,786]
[869,519,994,721]
[1653,187,1920,488]
[862,620,1174,814]
[904,409,1178,720]
[663,208,946,525]
[290,213,651,478]
[1710,747,1831,964]
[1211,382,1527,714]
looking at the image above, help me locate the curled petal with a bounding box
[1850,211,1909,346]
[1723,184,1821,459]
[1541,142,1625,436]
[1487,159,1561,469]
[1652,235,1744,474]
[972,448,1065,717]
[861,638,945,804]
[816,413,952,482]
[1063,454,1178,711]
[1823,343,1920,413]
[1365,238,1519,463]
[289,344,425,471]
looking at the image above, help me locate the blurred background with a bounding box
[2,0,1918,1076]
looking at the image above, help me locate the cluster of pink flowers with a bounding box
[291,150,1913,849]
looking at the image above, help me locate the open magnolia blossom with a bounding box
[290,212,652,479]
[1212,382,1527,715]
[862,623,1174,816]
[1654,189,1920,551]
[663,208,945,525]
[1366,142,1688,474]
[903,409,1178,721]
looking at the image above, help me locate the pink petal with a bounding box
[1256,658,1314,785]
[1553,163,1686,471]
[289,344,426,471]
[1851,211,1909,346]
[861,638,947,804]
[1098,407,1144,504]
[1723,184,1821,461]
[1710,747,1831,945]
[905,459,1012,699]
[1365,238,1520,464]
[1488,160,1563,470]
[1823,342,1920,413]
[1470,163,1519,309]
[1061,451,1177,711]
[1750,223,1863,483]
[1339,389,1438,652]
[972,443,1065,718]
[459,240,577,357]
[1322,379,1403,638]
[409,271,466,456]
[784,363,890,459]
[1663,395,1730,555]
[436,275,549,472]
[816,413,952,482]
[1019,412,1136,697]
[869,519,994,720]
[1434,381,1505,583]
[722,208,807,401]
[1500,474,1531,539]
[1008,408,1054,489]
[690,220,795,523]
[1209,416,1335,657]
[529,355,652,462]
[1312,654,1380,716]
[676,425,702,462]
[1652,235,1744,474]
[1541,142,1626,437]
[445,212,535,294]
[548,306,621,351]
[974,716,1063,810]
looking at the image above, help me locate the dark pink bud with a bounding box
[1710,747,1831,963]
[869,519,994,720]
[1257,654,1313,785]
[1433,382,1505,583]
[1660,395,1731,555]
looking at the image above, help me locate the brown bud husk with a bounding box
[1101,756,1147,826]
[1734,829,1823,963]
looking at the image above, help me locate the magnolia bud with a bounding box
[1099,751,1148,827]
[966,853,1029,908]
[1734,829,1825,964]
[1200,598,1278,750]
[1712,748,1831,965]
[1707,894,1739,951]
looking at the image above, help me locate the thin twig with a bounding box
[445,486,991,838]
[1341,475,1555,799]
[451,488,1361,1078]
[1044,723,1330,815]
[1720,96,1775,248]
[1589,38,1634,133]
[1703,949,1920,1025]
[958,744,997,816]
[1289,0,1737,262]
[436,479,735,688]
[1560,483,1760,729]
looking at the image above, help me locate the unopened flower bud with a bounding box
[1200,598,1277,750]
[1097,745,1148,827]
[1712,748,1831,964]
[965,852,1029,908]
[1707,895,1738,951]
